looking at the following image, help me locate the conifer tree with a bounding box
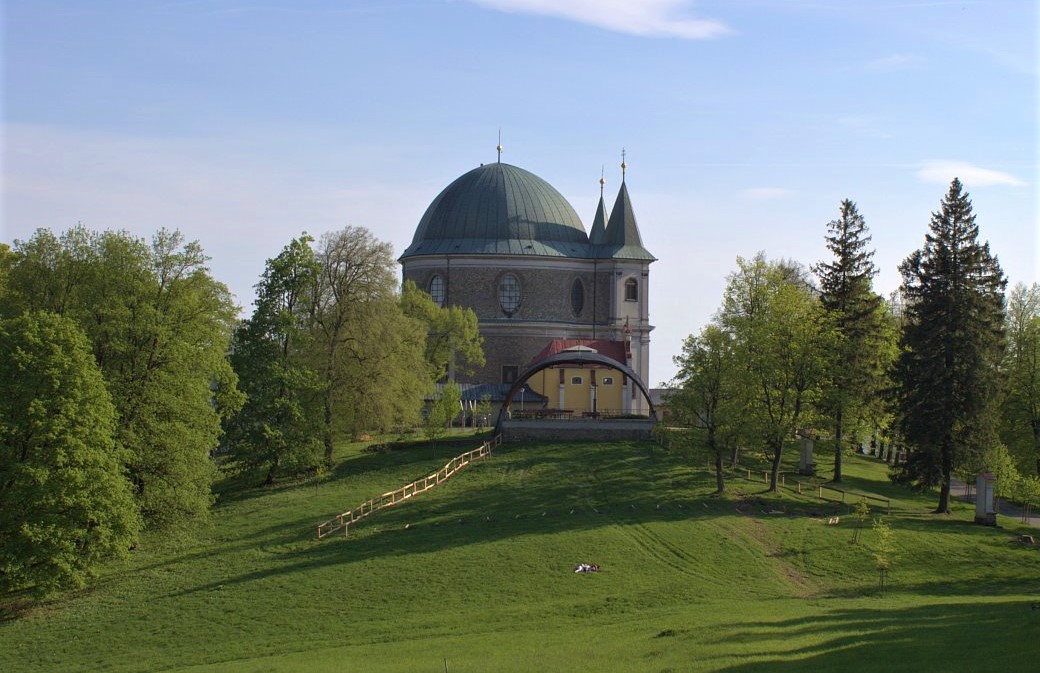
[812,200,886,483]
[895,179,1006,513]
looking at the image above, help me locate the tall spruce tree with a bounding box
[895,179,1006,513]
[812,200,885,483]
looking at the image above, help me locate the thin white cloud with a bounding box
[836,115,891,139]
[467,0,730,39]
[916,160,1025,187]
[865,53,917,71]
[739,187,795,200]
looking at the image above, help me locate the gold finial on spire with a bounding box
[599,165,605,196]
[620,148,627,180]
[497,128,503,163]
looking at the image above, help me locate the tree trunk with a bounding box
[769,439,783,492]
[936,439,953,514]
[323,344,337,468]
[323,390,334,468]
[1034,419,1040,477]
[714,451,725,494]
[730,445,740,468]
[832,407,843,483]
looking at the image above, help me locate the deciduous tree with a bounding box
[720,254,830,491]
[1002,282,1040,475]
[0,312,140,597]
[225,236,324,484]
[400,280,484,380]
[670,324,740,494]
[4,226,242,528]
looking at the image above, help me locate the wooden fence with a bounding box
[816,483,891,514]
[316,435,501,539]
[740,467,891,514]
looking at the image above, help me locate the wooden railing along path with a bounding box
[316,435,502,539]
[740,467,891,514]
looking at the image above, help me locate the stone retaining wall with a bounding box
[501,418,654,442]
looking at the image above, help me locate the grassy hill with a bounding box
[2,435,1038,672]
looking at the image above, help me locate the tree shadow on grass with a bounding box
[211,439,473,506]
[710,600,1040,672]
[166,441,736,596]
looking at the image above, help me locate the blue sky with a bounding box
[3,0,1037,384]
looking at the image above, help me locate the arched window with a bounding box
[428,274,445,307]
[624,277,638,302]
[571,278,584,315]
[499,273,521,316]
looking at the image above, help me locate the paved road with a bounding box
[950,476,1040,529]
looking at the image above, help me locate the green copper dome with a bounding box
[400,163,590,259]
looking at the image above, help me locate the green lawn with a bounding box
[2,436,1038,672]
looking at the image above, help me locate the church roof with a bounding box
[600,181,656,261]
[457,383,546,404]
[527,338,628,368]
[400,162,590,260]
[588,195,609,246]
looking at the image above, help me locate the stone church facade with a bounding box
[399,158,655,414]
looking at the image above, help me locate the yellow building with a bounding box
[525,339,633,417]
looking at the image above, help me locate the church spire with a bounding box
[589,168,609,247]
[602,164,655,261]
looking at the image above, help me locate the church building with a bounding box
[399,152,655,416]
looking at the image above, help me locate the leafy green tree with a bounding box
[720,254,830,491]
[895,179,1007,513]
[0,243,12,299]
[1002,283,1040,475]
[851,500,870,544]
[400,280,484,380]
[329,296,429,441]
[425,380,462,444]
[0,312,140,597]
[474,394,493,429]
[671,324,740,494]
[872,517,894,595]
[812,200,887,483]
[983,444,1020,513]
[225,236,324,484]
[310,227,433,457]
[1018,475,1040,522]
[4,226,242,529]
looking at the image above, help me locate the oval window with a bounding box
[499,273,521,315]
[571,278,584,315]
